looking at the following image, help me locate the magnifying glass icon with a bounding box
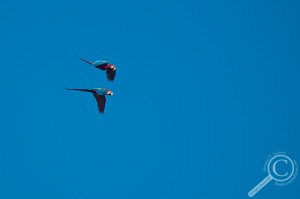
[248,154,295,197]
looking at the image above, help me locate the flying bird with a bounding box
[66,88,113,114]
[79,57,116,81]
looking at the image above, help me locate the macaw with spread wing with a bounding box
[66,88,113,114]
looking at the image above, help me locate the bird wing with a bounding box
[106,68,116,81]
[94,61,109,70]
[93,93,106,113]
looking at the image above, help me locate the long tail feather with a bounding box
[66,88,93,93]
[79,57,93,65]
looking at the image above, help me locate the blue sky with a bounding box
[0,0,300,198]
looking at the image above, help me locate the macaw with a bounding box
[66,88,113,114]
[79,57,116,81]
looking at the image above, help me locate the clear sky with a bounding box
[0,0,299,198]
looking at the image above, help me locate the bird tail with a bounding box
[79,57,93,65]
[66,88,93,93]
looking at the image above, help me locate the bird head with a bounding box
[110,65,116,71]
[106,90,113,96]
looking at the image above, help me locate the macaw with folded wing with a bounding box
[79,57,116,81]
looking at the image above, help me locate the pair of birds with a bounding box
[66,57,116,114]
